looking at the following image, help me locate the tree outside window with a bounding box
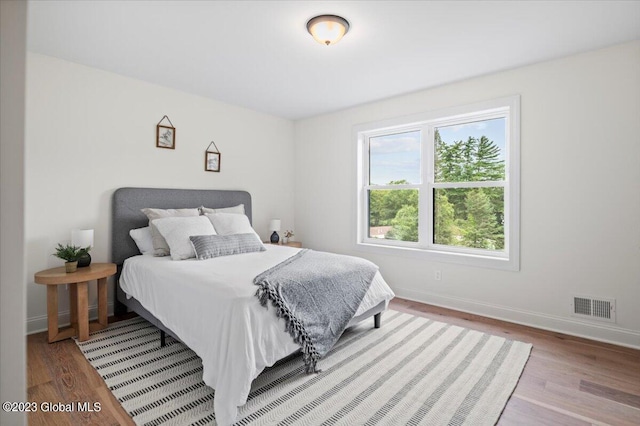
[358,96,520,270]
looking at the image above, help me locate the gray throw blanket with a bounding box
[254,249,378,373]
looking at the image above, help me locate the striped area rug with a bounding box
[76,310,531,425]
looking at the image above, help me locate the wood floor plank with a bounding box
[499,395,593,426]
[28,381,72,426]
[533,345,640,382]
[526,355,640,396]
[26,298,640,425]
[27,333,51,388]
[579,380,640,409]
[547,381,640,426]
[512,366,640,426]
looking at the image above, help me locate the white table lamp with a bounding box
[72,229,94,248]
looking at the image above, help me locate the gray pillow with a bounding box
[190,233,266,260]
[199,204,245,215]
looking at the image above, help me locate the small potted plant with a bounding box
[282,230,294,244]
[53,243,83,273]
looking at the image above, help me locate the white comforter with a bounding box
[120,245,394,425]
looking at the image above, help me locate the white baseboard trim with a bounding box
[394,287,640,350]
[27,302,115,335]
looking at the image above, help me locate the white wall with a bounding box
[294,41,640,348]
[25,53,295,332]
[1,1,28,424]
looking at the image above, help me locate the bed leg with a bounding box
[113,268,128,316]
[374,313,381,329]
[160,330,166,347]
[114,298,127,316]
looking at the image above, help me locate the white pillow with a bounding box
[200,204,245,215]
[141,208,200,256]
[205,212,257,235]
[129,226,153,255]
[152,216,216,260]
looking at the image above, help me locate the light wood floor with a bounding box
[27,299,640,425]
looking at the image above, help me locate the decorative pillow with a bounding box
[141,208,200,256]
[129,226,153,255]
[152,216,216,260]
[199,204,245,215]
[190,233,266,260]
[205,212,263,243]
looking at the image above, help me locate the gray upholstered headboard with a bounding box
[112,187,252,266]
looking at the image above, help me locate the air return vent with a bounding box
[572,296,616,323]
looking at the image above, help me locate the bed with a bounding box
[111,187,395,425]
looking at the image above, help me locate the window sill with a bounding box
[355,242,519,271]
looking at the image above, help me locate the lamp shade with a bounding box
[306,15,350,46]
[269,219,281,232]
[71,229,94,248]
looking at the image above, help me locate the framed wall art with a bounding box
[205,141,221,172]
[156,115,176,149]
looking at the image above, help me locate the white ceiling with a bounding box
[27,1,640,120]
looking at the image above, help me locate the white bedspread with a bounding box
[119,245,394,426]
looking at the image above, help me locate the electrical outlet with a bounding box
[435,270,441,281]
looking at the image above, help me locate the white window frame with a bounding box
[354,96,520,271]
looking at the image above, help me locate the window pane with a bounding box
[368,189,418,242]
[369,130,420,185]
[435,118,505,182]
[433,187,504,250]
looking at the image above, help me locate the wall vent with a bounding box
[572,295,616,323]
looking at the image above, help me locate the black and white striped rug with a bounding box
[76,310,531,425]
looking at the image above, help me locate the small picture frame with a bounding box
[156,124,175,149]
[205,151,221,172]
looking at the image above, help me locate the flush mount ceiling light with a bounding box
[306,14,350,46]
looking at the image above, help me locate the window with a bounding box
[356,96,520,270]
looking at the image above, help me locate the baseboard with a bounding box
[27,302,115,335]
[393,287,640,350]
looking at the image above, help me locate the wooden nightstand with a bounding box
[34,263,116,343]
[282,241,302,248]
[265,241,302,248]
